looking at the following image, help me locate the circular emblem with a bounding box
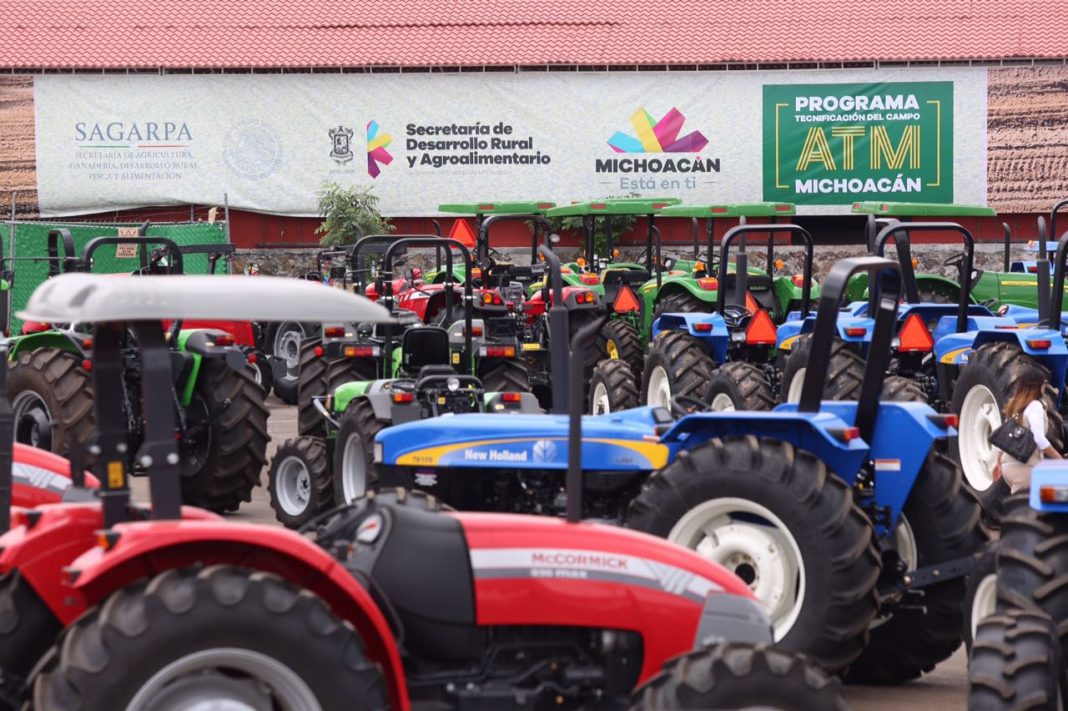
[223,119,283,180]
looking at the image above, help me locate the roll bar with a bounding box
[477,213,554,267]
[538,244,569,413]
[799,256,903,442]
[1048,226,1068,331]
[81,236,185,275]
[716,224,814,318]
[46,229,78,277]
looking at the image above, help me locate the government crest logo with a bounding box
[329,125,354,164]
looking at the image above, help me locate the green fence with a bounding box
[4,221,228,333]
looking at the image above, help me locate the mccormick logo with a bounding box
[598,107,719,175]
[366,120,393,178]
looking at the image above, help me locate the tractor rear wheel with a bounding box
[705,361,775,412]
[593,318,644,378]
[589,359,639,414]
[180,359,269,513]
[334,400,386,506]
[950,342,1063,516]
[478,358,531,394]
[268,437,331,529]
[297,339,377,438]
[7,348,94,459]
[625,435,880,673]
[641,330,716,409]
[652,290,706,321]
[968,609,1061,711]
[0,571,61,711]
[845,451,988,683]
[995,493,1068,661]
[629,642,847,711]
[778,334,813,404]
[32,567,386,711]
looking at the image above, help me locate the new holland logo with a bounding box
[366,120,394,178]
[598,107,719,175]
[532,438,558,463]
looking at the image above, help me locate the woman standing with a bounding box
[994,367,1063,493]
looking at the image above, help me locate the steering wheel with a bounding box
[670,394,706,418]
[943,253,964,270]
[721,303,750,329]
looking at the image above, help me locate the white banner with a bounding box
[33,68,987,217]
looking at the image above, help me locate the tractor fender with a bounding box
[651,280,718,306]
[651,313,728,362]
[11,442,99,508]
[660,408,869,481]
[914,273,966,303]
[1030,462,1068,513]
[7,330,85,359]
[364,391,399,421]
[65,520,409,711]
[936,328,1068,391]
[834,315,875,345]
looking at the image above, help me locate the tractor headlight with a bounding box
[447,377,460,392]
[374,442,383,463]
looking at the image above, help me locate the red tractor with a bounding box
[0,273,843,710]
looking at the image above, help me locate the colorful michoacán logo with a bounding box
[366,121,393,178]
[608,107,709,153]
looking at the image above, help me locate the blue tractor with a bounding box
[369,249,988,682]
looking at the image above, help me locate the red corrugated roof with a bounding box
[0,0,1064,69]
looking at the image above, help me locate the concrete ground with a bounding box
[207,397,971,710]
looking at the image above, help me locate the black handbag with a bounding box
[989,413,1038,462]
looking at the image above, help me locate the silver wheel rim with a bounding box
[871,515,918,630]
[668,497,805,640]
[126,647,320,711]
[959,385,1000,491]
[710,393,736,412]
[591,381,611,415]
[274,322,306,377]
[786,367,806,404]
[274,456,311,516]
[646,365,672,408]
[341,431,367,504]
[970,573,998,643]
[12,390,53,448]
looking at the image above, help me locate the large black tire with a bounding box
[589,359,640,414]
[180,359,269,513]
[297,339,377,438]
[32,567,387,711]
[0,571,61,710]
[268,436,332,529]
[845,451,989,684]
[968,609,1061,711]
[705,361,775,412]
[273,374,299,405]
[779,333,813,404]
[963,541,1001,653]
[333,400,386,506]
[629,642,847,711]
[652,289,707,321]
[593,318,644,379]
[477,358,531,394]
[780,336,872,404]
[625,436,880,673]
[996,493,1068,661]
[950,342,1064,524]
[7,348,94,458]
[640,330,717,409]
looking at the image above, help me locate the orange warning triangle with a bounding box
[449,219,477,248]
[745,291,759,314]
[898,313,934,352]
[614,285,641,313]
[745,309,777,345]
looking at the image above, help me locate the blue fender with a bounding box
[935,328,1068,392]
[651,313,729,363]
[775,318,808,351]
[376,407,677,471]
[1030,462,1068,513]
[660,408,869,483]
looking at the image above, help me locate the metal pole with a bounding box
[223,192,231,244]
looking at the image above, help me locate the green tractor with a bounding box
[847,201,1068,311]
[644,202,818,327]
[7,233,268,512]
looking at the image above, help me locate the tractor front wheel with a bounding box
[0,571,61,711]
[968,610,1061,710]
[625,435,880,673]
[268,437,331,529]
[334,400,386,506]
[705,361,775,412]
[593,318,644,379]
[641,331,716,409]
[629,642,847,711]
[32,567,387,711]
[589,359,639,414]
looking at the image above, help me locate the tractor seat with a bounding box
[604,269,650,286]
[402,326,451,372]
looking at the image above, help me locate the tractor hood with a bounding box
[376,407,673,471]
